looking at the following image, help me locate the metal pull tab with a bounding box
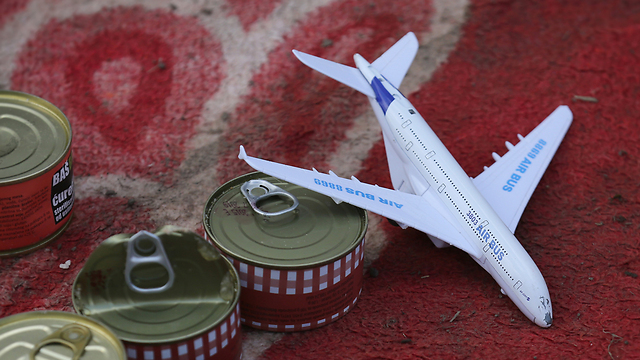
[124,230,175,294]
[241,179,299,218]
[30,323,92,360]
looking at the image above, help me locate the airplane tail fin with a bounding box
[292,32,419,97]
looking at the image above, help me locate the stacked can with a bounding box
[0,90,74,257]
[72,227,242,360]
[203,172,367,332]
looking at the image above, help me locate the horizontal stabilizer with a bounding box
[371,32,419,89]
[292,32,420,97]
[292,50,375,97]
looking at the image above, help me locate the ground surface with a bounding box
[1,0,639,359]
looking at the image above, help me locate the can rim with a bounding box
[71,227,242,344]
[203,172,368,270]
[0,90,72,186]
[0,310,126,359]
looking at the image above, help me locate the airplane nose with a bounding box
[530,293,553,328]
[541,312,553,327]
[534,309,553,328]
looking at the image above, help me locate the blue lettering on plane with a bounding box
[313,178,404,209]
[476,223,505,261]
[502,139,547,192]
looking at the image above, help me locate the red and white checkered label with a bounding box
[226,238,365,331]
[123,303,241,360]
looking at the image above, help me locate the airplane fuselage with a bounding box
[354,55,553,327]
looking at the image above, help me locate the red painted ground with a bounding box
[0,0,26,28]
[252,1,640,359]
[216,0,434,182]
[12,6,224,183]
[1,1,639,359]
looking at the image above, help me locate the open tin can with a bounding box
[72,227,241,360]
[203,172,367,332]
[0,90,74,257]
[0,310,125,359]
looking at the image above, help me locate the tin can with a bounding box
[0,90,74,257]
[72,226,242,360]
[203,172,367,332]
[0,310,126,359]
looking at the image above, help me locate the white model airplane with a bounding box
[238,32,572,328]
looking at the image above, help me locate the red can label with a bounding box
[0,151,74,251]
[227,239,365,331]
[123,303,242,360]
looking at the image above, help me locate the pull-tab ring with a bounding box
[241,179,299,218]
[124,230,175,294]
[30,323,92,360]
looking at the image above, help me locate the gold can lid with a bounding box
[203,172,368,268]
[72,226,240,343]
[0,310,125,359]
[0,90,71,185]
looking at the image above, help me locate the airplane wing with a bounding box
[371,32,419,89]
[239,146,482,258]
[292,50,375,98]
[472,106,573,233]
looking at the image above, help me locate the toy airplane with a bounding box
[239,32,572,327]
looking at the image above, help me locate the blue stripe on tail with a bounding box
[371,77,395,115]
